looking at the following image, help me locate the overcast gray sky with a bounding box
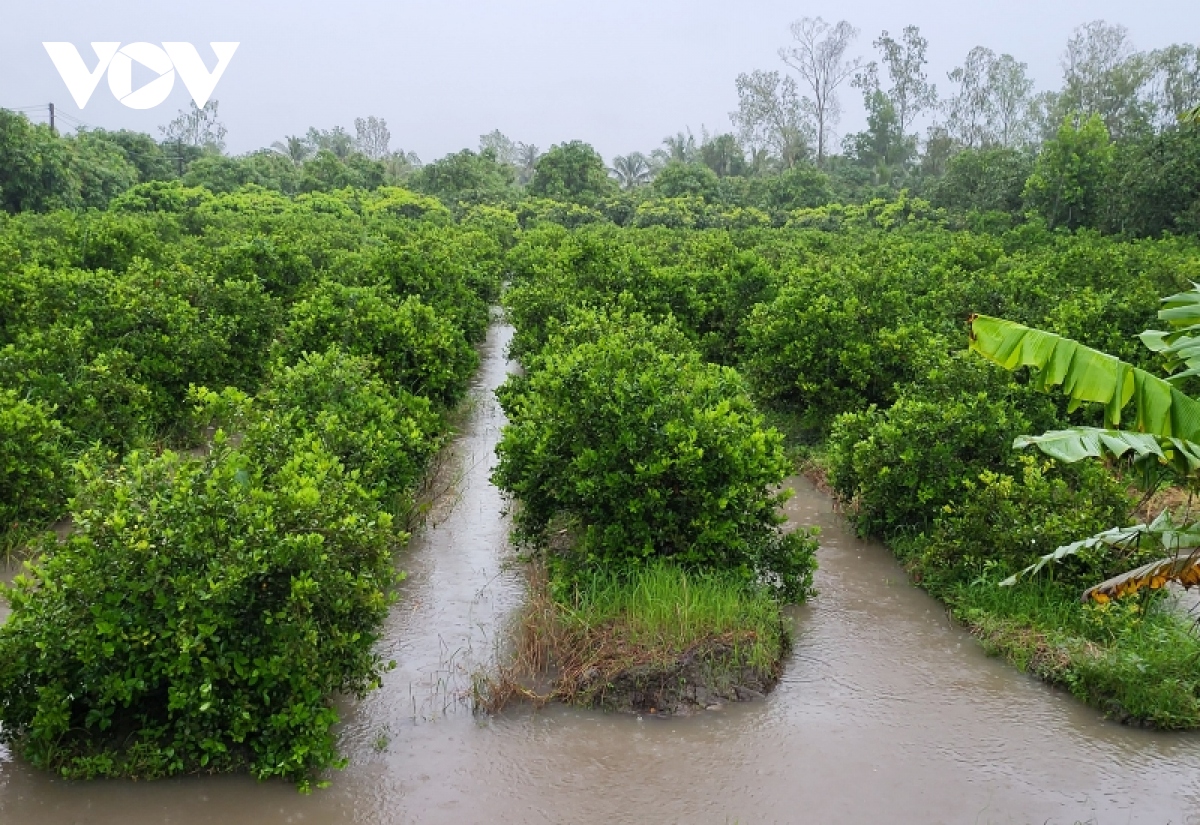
[2,0,1198,162]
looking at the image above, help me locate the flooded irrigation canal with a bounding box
[2,322,1199,824]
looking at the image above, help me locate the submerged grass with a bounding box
[801,450,1200,727]
[475,561,788,713]
[945,577,1200,728]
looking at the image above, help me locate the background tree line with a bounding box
[2,18,1198,238]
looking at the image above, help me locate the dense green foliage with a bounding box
[0,182,507,784]
[905,457,1137,591]
[1,36,1198,769]
[826,353,1062,538]
[0,390,69,530]
[0,438,396,785]
[528,141,618,205]
[494,313,816,601]
[493,203,1200,724]
[273,283,476,406]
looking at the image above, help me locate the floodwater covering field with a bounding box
[2,322,1199,824]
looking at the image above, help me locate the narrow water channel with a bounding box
[2,321,1199,824]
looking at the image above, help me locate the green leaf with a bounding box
[1014,427,1200,480]
[969,314,1200,441]
[1000,510,1200,586]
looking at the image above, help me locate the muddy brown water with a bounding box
[2,321,1200,824]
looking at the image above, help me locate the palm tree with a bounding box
[515,142,542,185]
[270,135,312,166]
[661,130,698,164]
[745,146,777,177]
[699,133,747,177]
[609,153,652,190]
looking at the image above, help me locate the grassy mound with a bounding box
[478,562,790,715]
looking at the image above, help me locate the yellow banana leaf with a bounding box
[1083,551,1200,603]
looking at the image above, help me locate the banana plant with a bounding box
[1140,284,1200,381]
[1180,105,1200,125]
[968,293,1200,601]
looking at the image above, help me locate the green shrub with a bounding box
[1,337,155,449]
[361,229,494,343]
[741,271,945,431]
[0,262,278,446]
[274,282,476,405]
[0,437,398,787]
[240,347,442,505]
[901,455,1135,590]
[826,351,1060,538]
[0,389,70,528]
[493,317,816,601]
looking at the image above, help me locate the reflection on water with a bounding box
[2,321,1199,824]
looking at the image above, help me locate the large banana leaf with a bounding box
[1180,105,1200,125]
[1014,427,1200,482]
[969,314,1200,442]
[1000,510,1200,587]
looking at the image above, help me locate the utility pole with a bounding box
[48,102,55,135]
[177,139,184,177]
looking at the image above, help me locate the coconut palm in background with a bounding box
[515,142,542,185]
[609,152,653,189]
[699,132,748,177]
[651,131,699,170]
[968,287,1200,602]
[270,135,312,166]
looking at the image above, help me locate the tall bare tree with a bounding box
[515,142,542,185]
[779,17,862,164]
[730,69,812,168]
[944,48,1036,149]
[159,100,227,152]
[305,126,354,159]
[988,54,1036,147]
[480,129,520,167]
[354,116,391,159]
[1059,20,1154,139]
[383,149,421,180]
[1147,45,1200,130]
[873,26,937,133]
[944,47,995,149]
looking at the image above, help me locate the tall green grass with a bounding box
[557,563,786,671]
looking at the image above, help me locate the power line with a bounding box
[3,104,193,166]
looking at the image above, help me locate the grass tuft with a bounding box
[475,561,788,714]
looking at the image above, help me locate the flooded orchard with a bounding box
[2,322,1199,825]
